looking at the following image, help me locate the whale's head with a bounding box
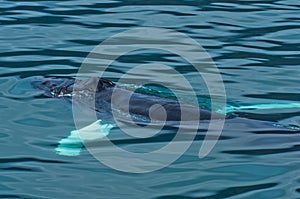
[31,77,75,97]
[31,76,115,97]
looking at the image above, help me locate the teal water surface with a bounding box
[1,0,300,198]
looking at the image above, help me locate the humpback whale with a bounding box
[31,76,300,156]
[32,76,225,122]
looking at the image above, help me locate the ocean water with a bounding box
[1,0,300,198]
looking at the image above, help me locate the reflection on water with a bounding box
[0,0,300,198]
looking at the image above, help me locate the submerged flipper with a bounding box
[215,102,300,114]
[56,120,115,156]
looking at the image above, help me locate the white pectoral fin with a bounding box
[215,103,300,114]
[55,120,115,156]
[55,130,83,156]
